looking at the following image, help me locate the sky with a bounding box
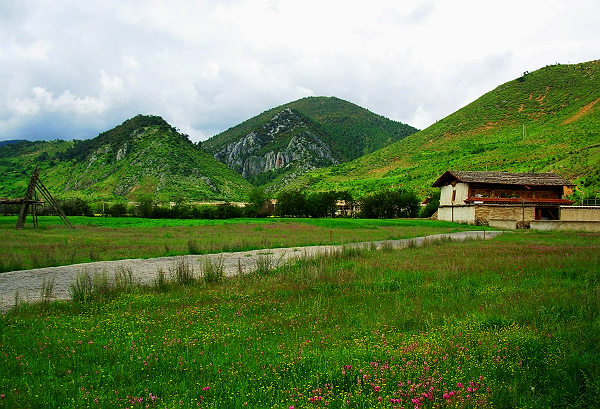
[1,0,598,143]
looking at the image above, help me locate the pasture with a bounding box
[0,216,483,273]
[0,227,599,408]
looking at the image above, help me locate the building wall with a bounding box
[437,205,475,223]
[489,219,518,229]
[475,205,535,223]
[560,206,600,221]
[439,183,469,206]
[531,220,600,232]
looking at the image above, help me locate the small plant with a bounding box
[40,275,55,304]
[255,253,276,276]
[70,270,93,302]
[13,290,20,310]
[202,256,224,283]
[170,257,195,285]
[237,258,243,276]
[187,239,201,254]
[114,267,134,291]
[69,270,112,302]
[155,268,168,290]
[379,241,395,252]
[92,270,111,296]
[337,245,364,260]
[407,238,418,248]
[89,248,99,262]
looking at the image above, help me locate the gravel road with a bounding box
[0,230,502,312]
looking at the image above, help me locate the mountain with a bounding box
[0,140,27,147]
[0,115,253,202]
[203,97,418,189]
[289,60,600,199]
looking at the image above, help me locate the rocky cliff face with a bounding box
[213,108,337,181]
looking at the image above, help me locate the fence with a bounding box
[580,197,600,206]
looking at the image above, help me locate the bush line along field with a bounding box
[0,231,598,408]
[0,216,484,273]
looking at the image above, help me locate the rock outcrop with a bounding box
[213,108,337,181]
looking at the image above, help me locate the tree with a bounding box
[108,202,127,217]
[275,189,306,217]
[360,188,420,219]
[136,195,154,218]
[306,191,337,218]
[245,187,270,217]
[421,191,440,218]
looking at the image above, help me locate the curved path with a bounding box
[0,230,502,312]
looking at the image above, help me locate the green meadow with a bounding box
[0,216,484,273]
[1,228,599,408]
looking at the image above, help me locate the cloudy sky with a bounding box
[1,0,598,142]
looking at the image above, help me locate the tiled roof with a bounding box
[463,197,574,205]
[432,171,573,187]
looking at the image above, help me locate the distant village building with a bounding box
[432,171,574,226]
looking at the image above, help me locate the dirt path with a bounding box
[0,230,502,312]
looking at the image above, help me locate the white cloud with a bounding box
[10,86,106,116]
[1,0,599,142]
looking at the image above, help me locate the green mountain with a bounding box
[203,96,418,189]
[290,60,600,199]
[0,115,253,202]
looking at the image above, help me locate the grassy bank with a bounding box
[1,230,599,408]
[0,216,484,272]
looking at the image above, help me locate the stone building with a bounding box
[432,170,574,225]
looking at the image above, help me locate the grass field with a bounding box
[1,230,599,408]
[0,216,485,273]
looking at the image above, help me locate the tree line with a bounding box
[273,188,422,218]
[1,188,440,220]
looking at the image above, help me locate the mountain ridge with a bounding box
[0,115,253,202]
[203,96,418,189]
[2,60,599,205]
[288,60,600,199]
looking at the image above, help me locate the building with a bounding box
[432,170,574,225]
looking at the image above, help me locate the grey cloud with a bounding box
[1,1,599,143]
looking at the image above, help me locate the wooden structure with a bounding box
[432,171,574,225]
[0,167,73,229]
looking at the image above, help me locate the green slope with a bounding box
[290,61,600,199]
[0,115,253,202]
[203,96,418,188]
